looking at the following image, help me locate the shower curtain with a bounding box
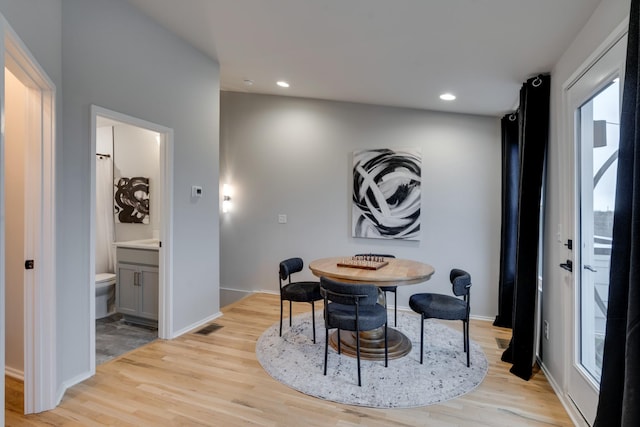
[96,156,115,273]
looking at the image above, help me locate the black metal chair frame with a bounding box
[278,258,322,343]
[320,278,388,387]
[354,253,398,326]
[411,269,472,367]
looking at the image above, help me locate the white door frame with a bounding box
[0,15,57,416]
[562,22,627,426]
[89,105,174,372]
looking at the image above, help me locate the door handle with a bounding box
[560,260,573,272]
[584,265,598,273]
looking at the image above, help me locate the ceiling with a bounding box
[125,0,601,117]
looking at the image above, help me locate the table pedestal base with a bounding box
[329,327,412,361]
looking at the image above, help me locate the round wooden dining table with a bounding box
[309,256,435,360]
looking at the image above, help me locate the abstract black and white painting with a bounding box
[352,148,421,240]
[114,176,150,224]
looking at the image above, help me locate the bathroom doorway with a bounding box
[90,106,173,371]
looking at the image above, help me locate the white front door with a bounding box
[566,34,626,425]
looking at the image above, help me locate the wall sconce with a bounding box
[222,184,233,213]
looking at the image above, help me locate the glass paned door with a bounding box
[578,78,619,382]
[567,34,625,425]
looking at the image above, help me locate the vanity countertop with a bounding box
[113,239,160,250]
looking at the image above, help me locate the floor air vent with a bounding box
[195,323,223,335]
[495,337,510,349]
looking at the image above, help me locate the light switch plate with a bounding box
[278,214,287,224]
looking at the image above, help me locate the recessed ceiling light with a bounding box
[440,93,456,101]
[277,81,290,88]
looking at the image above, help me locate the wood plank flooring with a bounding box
[6,293,574,426]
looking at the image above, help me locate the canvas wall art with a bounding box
[352,148,421,240]
[114,176,150,224]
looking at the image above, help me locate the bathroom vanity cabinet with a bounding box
[116,246,159,327]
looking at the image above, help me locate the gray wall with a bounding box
[0,0,221,397]
[61,0,220,383]
[220,92,501,318]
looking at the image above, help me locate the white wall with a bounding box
[113,124,160,242]
[4,68,27,376]
[542,0,629,411]
[60,0,220,384]
[220,92,501,318]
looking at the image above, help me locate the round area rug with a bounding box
[256,310,488,408]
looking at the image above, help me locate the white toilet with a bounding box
[95,273,116,319]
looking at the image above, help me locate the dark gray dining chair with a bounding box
[320,276,388,386]
[279,258,322,343]
[354,253,398,326]
[409,268,472,367]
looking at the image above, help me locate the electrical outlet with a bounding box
[278,214,287,224]
[544,320,550,340]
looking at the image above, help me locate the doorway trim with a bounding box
[89,105,174,372]
[1,15,57,415]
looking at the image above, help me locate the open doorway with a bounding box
[89,106,173,372]
[2,19,57,416]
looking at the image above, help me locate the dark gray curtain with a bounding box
[500,75,550,381]
[494,113,519,329]
[594,1,640,424]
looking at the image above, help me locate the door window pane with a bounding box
[579,78,619,382]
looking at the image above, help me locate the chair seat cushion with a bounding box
[409,293,467,320]
[281,281,322,302]
[326,303,387,331]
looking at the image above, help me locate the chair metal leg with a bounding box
[462,320,467,352]
[356,326,361,387]
[420,316,424,364]
[311,301,316,343]
[466,320,470,367]
[289,301,292,327]
[337,329,341,354]
[324,327,329,376]
[279,299,283,337]
[394,291,397,326]
[384,322,388,367]
[383,290,397,327]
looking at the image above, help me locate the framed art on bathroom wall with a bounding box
[114,176,150,224]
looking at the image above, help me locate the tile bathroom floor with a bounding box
[96,313,157,365]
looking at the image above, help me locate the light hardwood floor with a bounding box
[6,293,573,426]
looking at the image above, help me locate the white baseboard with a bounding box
[57,370,93,406]
[220,287,254,307]
[538,359,588,427]
[5,366,24,381]
[53,310,223,407]
[171,311,223,338]
[243,291,495,323]
[395,305,494,323]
